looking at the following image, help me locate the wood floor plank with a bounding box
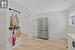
[13,38,67,50]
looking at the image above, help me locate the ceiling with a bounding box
[13,0,75,14]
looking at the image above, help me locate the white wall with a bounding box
[33,11,68,38]
[0,9,8,50]
[8,0,33,39]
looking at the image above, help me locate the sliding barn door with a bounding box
[38,18,48,40]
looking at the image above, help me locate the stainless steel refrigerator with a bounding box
[38,18,48,40]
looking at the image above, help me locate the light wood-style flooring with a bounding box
[13,38,68,50]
